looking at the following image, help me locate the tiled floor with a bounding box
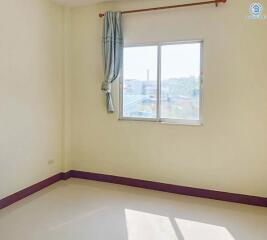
[1,179,267,240]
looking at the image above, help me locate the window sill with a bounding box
[119,117,202,126]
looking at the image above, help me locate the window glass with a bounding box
[161,43,201,121]
[121,42,202,124]
[123,46,158,119]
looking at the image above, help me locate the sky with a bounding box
[123,43,201,81]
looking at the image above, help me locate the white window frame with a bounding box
[119,40,204,125]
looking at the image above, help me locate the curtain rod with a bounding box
[99,0,227,17]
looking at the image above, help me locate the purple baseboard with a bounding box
[70,170,267,208]
[61,171,72,180]
[0,173,63,209]
[1,170,267,210]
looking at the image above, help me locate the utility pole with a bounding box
[146,69,150,81]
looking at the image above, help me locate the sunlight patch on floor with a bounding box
[176,218,235,240]
[125,209,235,240]
[125,209,178,240]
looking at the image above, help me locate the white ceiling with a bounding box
[55,0,119,6]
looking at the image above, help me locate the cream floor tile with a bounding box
[1,179,267,240]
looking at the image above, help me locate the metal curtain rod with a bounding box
[99,0,227,17]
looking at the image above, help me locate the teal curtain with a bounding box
[101,12,123,113]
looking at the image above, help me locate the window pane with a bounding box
[161,43,201,121]
[123,46,158,119]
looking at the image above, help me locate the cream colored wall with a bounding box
[1,0,266,200]
[70,0,267,197]
[0,0,64,199]
[62,6,72,172]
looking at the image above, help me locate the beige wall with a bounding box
[70,0,267,197]
[1,0,267,200]
[0,0,64,199]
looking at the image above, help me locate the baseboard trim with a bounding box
[1,170,267,209]
[0,173,63,209]
[70,170,267,208]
